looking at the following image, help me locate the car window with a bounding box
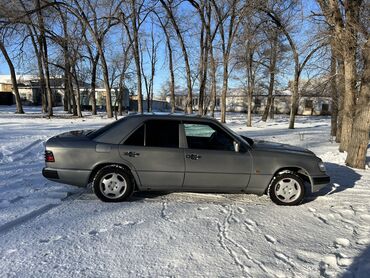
[184,123,235,151]
[146,120,179,148]
[124,125,144,146]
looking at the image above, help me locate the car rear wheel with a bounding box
[268,172,305,206]
[93,165,134,202]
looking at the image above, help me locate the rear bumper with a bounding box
[42,167,90,187]
[311,175,331,192]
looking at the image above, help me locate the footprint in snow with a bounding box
[197,206,209,211]
[39,235,65,244]
[236,207,245,214]
[88,228,108,235]
[264,234,276,244]
[274,252,295,267]
[244,218,256,232]
[5,249,17,255]
[228,216,240,224]
[219,208,228,214]
[334,238,350,248]
[319,254,339,276]
[359,214,370,222]
[296,250,321,264]
[308,207,316,213]
[336,255,353,267]
[337,209,355,219]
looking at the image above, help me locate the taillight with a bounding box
[45,150,55,162]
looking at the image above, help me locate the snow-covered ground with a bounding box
[0,105,369,277]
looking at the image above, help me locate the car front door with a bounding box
[119,120,184,190]
[182,122,252,192]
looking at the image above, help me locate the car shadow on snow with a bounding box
[305,162,362,203]
[340,244,370,277]
[131,191,171,201]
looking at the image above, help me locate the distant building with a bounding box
[0,75,130,109]
[166,78,332,115]
[0,75,66,106]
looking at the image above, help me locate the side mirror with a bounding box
[233,141,240,153]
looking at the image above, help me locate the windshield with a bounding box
[220,122,254,146]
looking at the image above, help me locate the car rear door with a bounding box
[181,122,252,192]
[119,120,184,190]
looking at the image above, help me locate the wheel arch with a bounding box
[88,163,140,190]
[265,166,313,194]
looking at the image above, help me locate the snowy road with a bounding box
[0,106,369,277]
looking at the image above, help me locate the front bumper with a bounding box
[42,167,90,187]
[311,175,331,192]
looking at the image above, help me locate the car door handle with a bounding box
[186,153,202,160]
[124,151,140,157]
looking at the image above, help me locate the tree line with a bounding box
[0,0,369,169]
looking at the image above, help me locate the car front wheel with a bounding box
[268,172,305,206]
[93,165,134,202]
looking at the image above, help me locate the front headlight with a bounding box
[318,162,326,172]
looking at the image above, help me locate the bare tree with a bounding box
[316,0,361,151]
[35,0,54,117]
[155,11,175,112]
[0,30,24,114]
[212,0,241,123]
[160,0,193,114]
[141,22,159,112]
[260,3,325,129]
[261,29,279,122]
[345,37,370,169]
[120,0,152,114]
[60,0,121,118]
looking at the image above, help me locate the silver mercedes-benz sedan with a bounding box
[42,114,330,205]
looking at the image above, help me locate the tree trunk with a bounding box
[345,38,370,169]
[269,96,275,119]
[99,53,113,118]
[336,58,345,142]
[339,48,356,151]
[247,88,253,127]
[0,41,24,114]
[168,46,175,113]
[262,33,278,122]
[72,66,82,117]
[220,54,229,123]
[160,0,192,114]
[288,68,299,129]
[330,49,338,136]
[68,70,77,116]
[36,0,53,117]
[209,43,217,118]
[63,67,69,111]
[198,16,209,116]
[91,56,98,115]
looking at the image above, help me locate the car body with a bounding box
[42,114,330,205]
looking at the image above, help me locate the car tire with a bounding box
[93,165,134,202]
[268,172,305,206]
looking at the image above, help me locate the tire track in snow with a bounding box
[9,139,43,157]
[0,139,44,166]
[0,191,83,236]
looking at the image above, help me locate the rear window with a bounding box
[87,118,127,139]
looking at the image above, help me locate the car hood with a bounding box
[252,140,314,156]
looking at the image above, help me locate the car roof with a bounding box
[125,112,217,122]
